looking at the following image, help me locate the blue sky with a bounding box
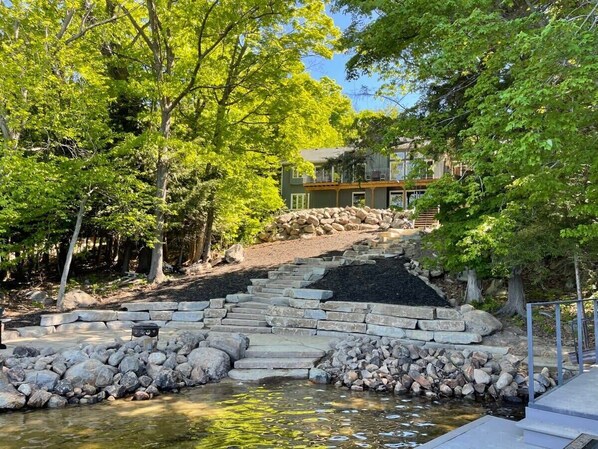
[304,8,418,112]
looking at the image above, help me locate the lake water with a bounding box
[2,380,523,448]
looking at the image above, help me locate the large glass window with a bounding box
[290,193,309,210]
[406,190,426,207]
[389,190,404,210]
[352,192,366,207]
[390,151,433,180]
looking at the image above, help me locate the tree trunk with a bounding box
[465,268,483,303]
[499,266,526,317]
[148,158,168,283]
[56,195,88,310]
[137,246,152,274]
[118,238,133,274]
[574,252,583,301]
[200,201,216,262]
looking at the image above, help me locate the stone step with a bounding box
[250,279,270,286]
[228,308,269,316]
[228,368,309,381]
[266,280,312,288]
[293,257,324,265]
[210,325,272,334]
[277,264,314,273]
[260,287,287,294]
[234,357,320,369]
[252,291,286,298]
[251,296,289,306]
[245,345,325,359]
[221,318,268,327]
[234,301,271,309]
[226,312,267,321]
[268,272,305,280]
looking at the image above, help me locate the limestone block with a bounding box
[433,331,482,344]
[365,313,417,329]
[289,298,320,309]
[303,309,326,320]
[150,310,173,321]
[326,311,366,323]
[209,298,225,308]
[225,294,253,303]
[267,306,304,318]
[2,329,19,341]
[316,330,362,338]
[370,304,435,320]
[320,301,369,313]
[16,326,55,338]
[265,316,317,328]
[76,310,118,322]
[39,312,79,327]
[436,308,462,320]
[106,321,134,330]
[272,327,317,336]
[55,322,107,333]
[418,320,465,332]
[404,329,434,341]
[117,311,150,321]
[171,311,204,322]
[178,301,209,311]
[204,309,227,318]
[366,324,406,338]
[125,302,178,311]
[288,288,332,300]
[164,321,204,329]
[317,321,366,334]
[203,318,222,326]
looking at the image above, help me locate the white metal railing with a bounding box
[526,297,598,405]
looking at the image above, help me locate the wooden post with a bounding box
[370,188,375,207]
[335,188,340,207]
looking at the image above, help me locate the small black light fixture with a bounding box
[0,307,7,350]
[130,322,160,340]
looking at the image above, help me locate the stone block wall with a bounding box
[265,301,483,344]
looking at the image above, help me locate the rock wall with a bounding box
[316,336,559,402]
[0,331,248,411]
[258,207,413,242]
[265,301,501,345]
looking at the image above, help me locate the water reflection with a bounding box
[2,380,523,448]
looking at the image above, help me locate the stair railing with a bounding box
[527,297,598,405]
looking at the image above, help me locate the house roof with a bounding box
[300,147,353,164]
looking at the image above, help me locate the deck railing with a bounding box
[526,297,598,405]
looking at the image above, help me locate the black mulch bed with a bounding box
[310,257,450,308]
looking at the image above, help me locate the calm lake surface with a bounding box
[3,380,523,449]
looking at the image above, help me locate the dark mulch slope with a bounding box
[311,257,450,307]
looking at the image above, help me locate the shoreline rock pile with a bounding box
[0,331,248,411]
[258,207,413,242]
[317,336,557,403]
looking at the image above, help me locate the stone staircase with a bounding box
[228,344,326,381]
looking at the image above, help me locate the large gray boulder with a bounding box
[0,371,26,410]
[206,333,249,362]
[62,289,100,310]
[463,310,503,336]
[64,359,115,388]
[187,347,231,380]
[225,244,244,264]
[27,390,52,408]
[24,370,60,390]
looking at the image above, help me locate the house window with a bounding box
[352,192,366,207]
[389,191,404,210]
[390,151,433,180]
[291,167,302,179]
[290,193,309,210]
[406,190,426,207]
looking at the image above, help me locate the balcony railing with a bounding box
[303,165,437,184]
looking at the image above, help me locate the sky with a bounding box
[304,8,419,112]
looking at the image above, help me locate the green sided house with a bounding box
[281,143,460,214]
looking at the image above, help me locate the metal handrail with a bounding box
[526,297,598,405]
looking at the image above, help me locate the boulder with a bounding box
[27,390,52,408]
[24,370,60,390]
[47,395,68,408]
[13,346,40,358]
[187,347,231,380]
[206,333,250,362]
[154,369,181,391]
[64,359,114,388]
[0,371,26,410]
[62,289,100,310]
[308,368,330,384]
[463,310,503,336]
[225,244,244,264]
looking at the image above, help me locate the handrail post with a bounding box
[577,300,584,374]
[555,305,563,385]
[594,300,598,365]
[527,303,535,405]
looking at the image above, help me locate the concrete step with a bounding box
[234,302,271,309]
[210,325,272,334]
[245,345,325,359]
[221,318,268,327]
[228,368,309,381]
[226,312,267,321]
[234,357,320,369]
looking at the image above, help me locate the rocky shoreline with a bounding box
[314,336,559,403]
[0,331,247,411]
